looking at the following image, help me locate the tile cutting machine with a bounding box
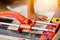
[0,11,59,40]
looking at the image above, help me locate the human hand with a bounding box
[28,13,48,21]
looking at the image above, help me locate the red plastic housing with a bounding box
[39,23,60,40]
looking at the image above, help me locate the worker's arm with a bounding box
[27,0,34,14]
[27,0,47,21]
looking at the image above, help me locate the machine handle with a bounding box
[0,11,35,25]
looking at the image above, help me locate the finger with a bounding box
[43,17,48,21]
[38,17,47,21]
[38,17,45,21]
[41,15,47,18]
[40,15,48,21]
[42,18,48,21]
[37,16,44,21]
[36,13,47,18]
